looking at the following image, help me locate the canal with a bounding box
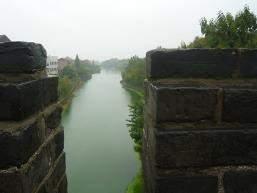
[61,70,139,193]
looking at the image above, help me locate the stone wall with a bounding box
[0,42,67,193]
[143,48,257,193]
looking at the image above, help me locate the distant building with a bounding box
[46,56,58,77]
[0,35,11,43]
[57,57,74,72]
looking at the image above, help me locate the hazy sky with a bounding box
[1,0,256,60]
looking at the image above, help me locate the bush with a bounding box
[58,76,74,100]
[122,56,145,89]
[126,171,144,193]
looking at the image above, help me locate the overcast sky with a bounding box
[1,0,256,60]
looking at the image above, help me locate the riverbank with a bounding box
[120,81,143,98]
[58,79,84,111]
[62,70,138,193]
[120,81,144,193]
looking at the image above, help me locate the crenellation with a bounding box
[0,42,46,73]
[0,77,58,121]
[144,48,257,193]
[0,41,67,193]
[146,49,257,79]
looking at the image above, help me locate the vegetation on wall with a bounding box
[182,6,257,48]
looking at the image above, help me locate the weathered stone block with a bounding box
[142,152,155,193]
[0,41,46,73]
[154,176,218,193]
[45,105,62,130]
[43,77,59,107]
[35,153,66,193]
[0,70,47,83]
[0,77,58,121]
[0,128,64,193]
[143,152,218,193]
[224,171,257,193]
[148,83,218,123]
[223,89,257,123]
[151,126,257,169]
[240,49,257,78]
[57,175,68,193]
[146,49,238,79]
[0,117,45,169]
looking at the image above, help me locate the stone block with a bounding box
[151,126,257,169]
[57,175,68,193]
[44,105,62,130]
[146,49,238,79]
[35,153,66,193]
[0,41,46,73]
[143,152,218,193]
[223,89,257,123]
[148,83,218,123]
[0,70,47,83]
[0,77,58,121]
[0,80,42,120]
[0,115,47,169]
[142,152,155,193]
[43,77,59,107]
[0,128,64,193]
[154,176,218,193]
[240,49,257,78]
[224,171,257,193]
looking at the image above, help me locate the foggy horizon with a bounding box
[1,0,256,61]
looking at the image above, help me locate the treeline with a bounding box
[121,56,145,152]
[121,56,146,90]
[58,55,100,101]
[101,58,129,71]
[123,57,146,193]
[181,6,257,49]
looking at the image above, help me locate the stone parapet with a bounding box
[0,42,46,73]
[146,49,257,79]
[144,49,257,193]
[0,41,67,193]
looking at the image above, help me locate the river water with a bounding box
[61,70,138,193]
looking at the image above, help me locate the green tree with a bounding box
[121,56,146,89]
[74,54,81,70]
[60,65,78,80]
[187,6,257,48]
[58,76,74,99]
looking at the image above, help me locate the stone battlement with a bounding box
[146,49,257,79]
[0,42,67,193]
[143,49,257,193]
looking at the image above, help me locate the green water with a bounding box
[62,70,139,193]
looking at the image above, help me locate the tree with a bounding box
[60,65,78,80]
[58,76,73,99]
[121,56,146,89]
[74,54,81,70]
[187,6,257,48]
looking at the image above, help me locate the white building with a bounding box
[46,56,58,77]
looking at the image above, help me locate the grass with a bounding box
[126,170,144,193]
